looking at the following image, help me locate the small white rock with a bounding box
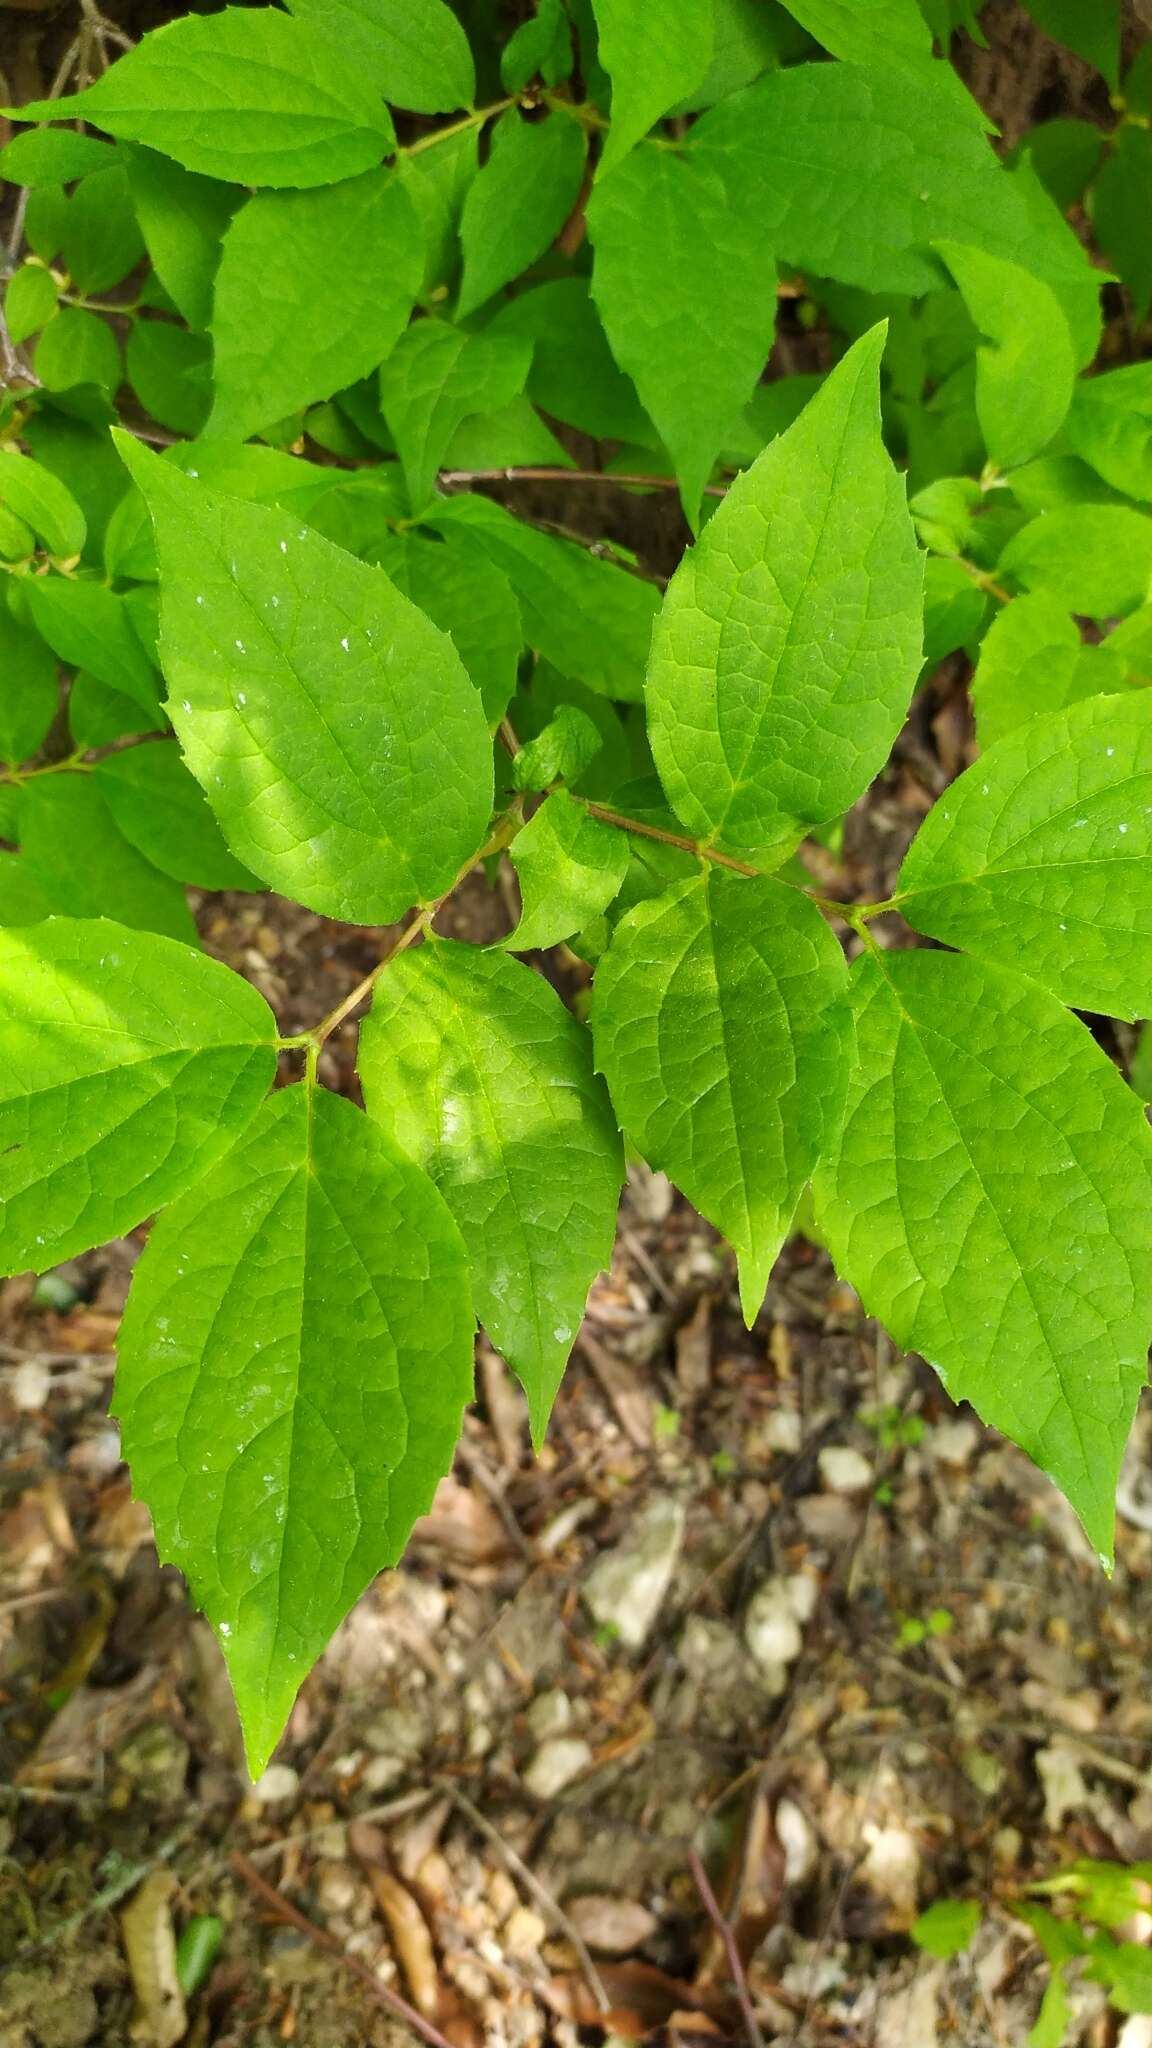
[929,1419,980,1467]
[251,1763,299,1804]
[524,1736,593,1799]
[776,1797,818,1888]
[744,1578,803,1673]
[817,1445,873,1494]
[583,1496,686,1649]
[527,1688,573,1743]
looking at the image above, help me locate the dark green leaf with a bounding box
[456,110,586,319]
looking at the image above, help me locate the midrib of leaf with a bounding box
[698,876,795,1255]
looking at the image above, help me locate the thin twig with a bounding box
[580,801,761,877]
[438,464,727,498]
[313,905,437,1046]
[687,1845,768,2048]
[434,1781,611,2014]
[230,1851,457,2048]
[401,96,515,157]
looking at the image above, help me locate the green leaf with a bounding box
[1090,126,1152,322]
[1029,1970,1071,2048]
[910,1899,981,1960]
[360,943,622,1445]
[126,322,212,438]
[396,125,477,298]
[35,308,121,395]
[115,1083,475,1774]
[813,948,1152,1563]
[443,394,573,473]
[591,0,712,177]
[692,59,1097,306]
[5,264,59,347]
[778,0,932,59]
[24,414,130,563]
[1018,0,1120,85]
[485,277,649,443]
[1066,365,1152,502]
[511,706,602,792]
[456,110,586,320]
[209,171,422,442]
[646,326,923,867]
[23,574,159,710]
[0,916,276,1274]
[1087,1940,1152,2014]
[115,436,493,924]
[1000,506,1152,619]
[501,0,573,91]
[0,608,59,766]
[933,242,1075,472]
[121,147,239,334]
[371,528,522,723]
[0,450,86,558]
[922,556,988,664]
[0,128,112,186]
[1018,118,1104,210]
[899,694,1152,1022]
[286,0,475,110]
[59,162,146,295]
[588,140,775,528]
[593,870,851,1320]
[429,493,659,702]
[5,9,396,188]
[378,321,531,512]
[972,591,1128,747]
[506,791,629,950]
[17,775,197,943]
[69,669,165,751]
[95,744,260,892]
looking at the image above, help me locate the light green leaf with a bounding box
[17,775,197,943]
[933,241,1075,471]
[58,161,145,295]
[0,916,276,1274]
[972,591,1128,748]
[95,744,260,892]
[0,450,86,559]
[1109,606,1152,680]
[209,171,422,442]
[1000,506,1152,619]
[428,491,658,702]
[5,264,59,346]
[0,608,59,766]
[1029,1968,1071,2048]
[1020,117,1104,209]
[360,944,622,1445]
[911,1900,982,1961]
[1066,364,1152,501]
[286,0,475,110]
[899,694,1152,1021]
[121,147,239,334]
[778,0,931,59]
[501,0,573,91]
[23,575,159,710]
[443,393,574,474]
[506,791,629,950]
[813,948,1152,1562]
[692,60,1097,305]
[115,1083,475,1774]
[592,0,712,177]
[0,128,112,186]
[23,414,130,563]
[1019,0,1120,85]
[396,125,477,298]
[456,110,586,320]
[588,140,775,528]
[1087,1940,1152,2015]
[485,277,649,443]
[4,9,395,188]
[922,556,988,664]
[35,308,121,394]
[511,705,602,793]
[593,870,851,1320]
[1090,126,1152,322]
[371,528,522,723]
[115,436,493,924]
[378,321,532,512]
[646,326,924,867]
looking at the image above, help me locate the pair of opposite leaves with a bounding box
[9,327,1152,1772]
